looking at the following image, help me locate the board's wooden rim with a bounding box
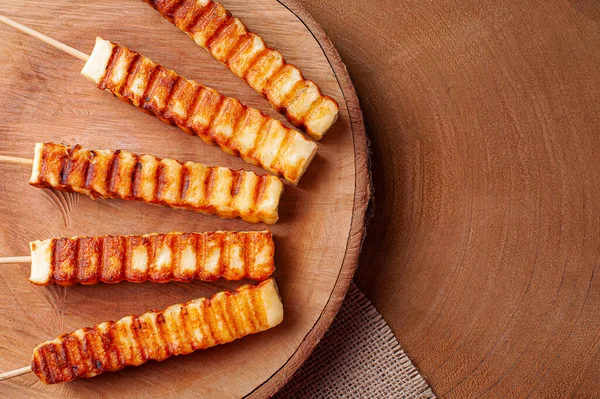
[247,0,371,397]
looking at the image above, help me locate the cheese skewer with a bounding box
[0,279,284,384]
[0,15,317,184]
[0,230,275,285]
[0,143,284,224]
[145,0,339,140]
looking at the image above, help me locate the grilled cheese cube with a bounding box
[29,230,275,285]
[81,37,317,184]
[144,0,339,140]
[29,143,283,224]
[31,279,284,384]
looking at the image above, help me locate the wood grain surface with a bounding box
[0,0,368,397]
[298,0,600,397]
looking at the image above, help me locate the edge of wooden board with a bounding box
[248,0,371,397]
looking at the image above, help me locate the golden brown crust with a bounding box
[84,38,317,184]
[145,0,339,140]
[29,143,283,224]
[32,279,283,384]
[29,231,275,286]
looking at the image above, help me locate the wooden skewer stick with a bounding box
[0,14,89,61]
[0,155,33,166]
[0,366,33,381]
[0,256,32,264]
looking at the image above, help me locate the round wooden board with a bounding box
[0,1,369,397]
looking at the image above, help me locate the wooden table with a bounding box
[298,0,600,397]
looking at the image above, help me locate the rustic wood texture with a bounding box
[298,0,600,397]
[0,0,368,397]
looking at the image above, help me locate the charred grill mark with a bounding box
[190,1,217,35]
[33,345,50,384]
[158,73,180,117]
[224,32,251,68]
[162,0,185,20]
[230,170,243,197]
[147,235,158,279]
[166,235,177,281]
[53,342,70,383]
[242,48,268,83]
[58,152,71,186]
[302,96,325,126]
[206,16,233,50]
[131,159,143,198]
[122,53,142,96]
[248,118,271,162]
[66,238,79,283]
[105,323,120,369]
[196,231,206,279]
[182,0,212,32]
[179,164,191,202]
[140,65,160,109]
[118,237,126,281]
[203,167,215,206]
[264,63,287,101]
[84,152,95,191]
[83,328,102,373]
[99,325,113,370]
[164,77,185,121]
[245,289,261,332]
[107,151,120,194]
[202,300,219,345]
[77,329,93,375]
[243,232,249,278]
[216,233,225,279]
[225,294,241,338]
[216,294,234,339]
[155,312,172,357]
[282,79,305,108]
[48,239,58,283]
[171,0,198,27]
[124,237,134,281]
[205,95,225,140]
[39,345,57,384]
[245,117,269,162]
[179,305,197,349]
[62,335,80,378]
[96,236,107,283]
[182,84,204,129]
[170,307,187,352]
[247,289,264,330]
[76,237,85,284]
[59,340,75,380]
[272,129,293,175]
[154,162,165,204]
[130,316,145,361]
[224,103,245,153]
[254,176,267,210]
[98,46,121,90]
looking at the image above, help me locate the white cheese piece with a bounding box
[80,37,114,84]
[29,238,53,284]
[261,279,284,328]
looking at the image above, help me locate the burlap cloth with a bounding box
[274,283,435,398]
